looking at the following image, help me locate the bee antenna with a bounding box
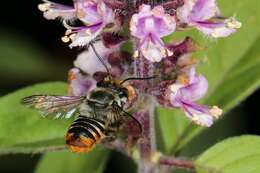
[120,75,157,85]
[89,42,111,77]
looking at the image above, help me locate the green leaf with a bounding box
[0,82,72,154]
[157,0,260,154]
[156,108,191,153]
[35,147,110,173]
[0,138,65,155]
[206,37,260,111]
[195,135,260,173]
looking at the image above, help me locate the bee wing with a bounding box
[22,95,86,119]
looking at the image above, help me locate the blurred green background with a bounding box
[0,0,259,173]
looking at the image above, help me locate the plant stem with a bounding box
[159,156,195,170]
[137,103,158,173]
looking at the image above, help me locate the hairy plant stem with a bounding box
[160,156,195,170]
[137,101,158,173]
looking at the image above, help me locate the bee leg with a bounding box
[102,135,116,143]
[102,126,118,142]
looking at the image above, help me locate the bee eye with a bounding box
[96,81,104,87]
[119,88,128,98]
[96,82,101,87]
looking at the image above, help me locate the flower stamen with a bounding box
[210,106,223,119]
[38,3,50,12]
[61,35,70,43]
[226,18,242,29]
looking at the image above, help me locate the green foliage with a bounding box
[35,148,110,173]
[156,108,191,153]
[206,37,260,111]
[0,82,71,154]
[196,135,260,173]
[157,0,260,154]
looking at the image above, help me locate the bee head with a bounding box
[123,84,138,105]
[96,77,129,100]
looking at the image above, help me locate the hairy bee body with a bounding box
[66,115,105,153]
[22,77,141,153]
[79,88,123,122]
[66,86,126,153]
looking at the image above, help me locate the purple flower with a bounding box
[130,4,176,62]
[74,41,117,75]
[169,67,222,126]
[38,0,76,20]
[68,68,96,96]
[177,0,241,38]
[38,0,236,128]
[39,0,115,47]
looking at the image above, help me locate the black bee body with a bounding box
[66,79,129,152]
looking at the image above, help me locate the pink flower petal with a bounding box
[195,18,241,38]
[38,0,76,20]
[177,0,241,38]
[68,68,96,96]
[176,0,194,23]
[189,0,217,22]
[180,75,208,101]
[74,41,116,75]
[130,4,176,62]
[169,68,222,127]
[67,23,104,48]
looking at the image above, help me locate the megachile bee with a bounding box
[22,43,155,153]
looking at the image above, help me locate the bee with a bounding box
[22,43,154,153]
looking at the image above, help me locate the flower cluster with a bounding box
[39,0,240,127]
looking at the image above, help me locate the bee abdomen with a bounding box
[66,115,105,153]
